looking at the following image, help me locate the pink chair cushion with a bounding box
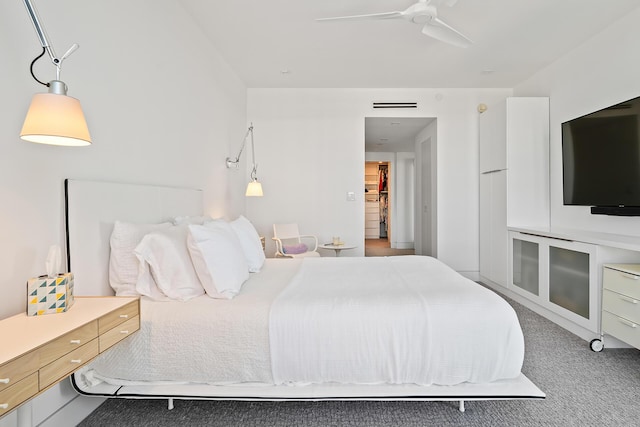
[283,243,308,254]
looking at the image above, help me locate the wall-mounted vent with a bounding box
[605,103,632,110]
[372,102,418,109]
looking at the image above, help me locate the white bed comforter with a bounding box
[82,259,298,386]
[80,256,524,388]
[270,256,524,386]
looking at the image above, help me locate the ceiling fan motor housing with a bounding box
[405,4,437,25]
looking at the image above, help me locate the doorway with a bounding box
[363,117,436,257]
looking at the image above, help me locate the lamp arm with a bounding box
[23,0,80,82]
[226,124,254,168]
[23,0,57,64]
[248,124,258,180]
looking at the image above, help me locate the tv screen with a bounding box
[562,95,640,213]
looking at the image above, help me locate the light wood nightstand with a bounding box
[0,296,139,417]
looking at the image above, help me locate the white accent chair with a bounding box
[272,223,320,258]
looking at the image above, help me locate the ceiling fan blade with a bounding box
[316,11,404,22]
[421,17,472,48]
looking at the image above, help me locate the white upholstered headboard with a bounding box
[65,179,203,296]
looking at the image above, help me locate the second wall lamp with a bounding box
[226,123,263,197]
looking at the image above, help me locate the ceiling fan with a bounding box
[316,0,472,48]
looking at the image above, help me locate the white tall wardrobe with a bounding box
[479,97,550,287]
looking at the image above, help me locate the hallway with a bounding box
[364,238,415,257]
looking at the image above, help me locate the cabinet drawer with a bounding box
[0,351,39,393]
[0,372,38,416]
[38,321,98,368]
[603,289,640,324]
[602,310,640,349]
[99,316,140,353]
[98,300,139,334]
[365,213,378,221]
[603,267,640,300]
[39,339,99,389]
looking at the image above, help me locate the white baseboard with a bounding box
[37,395,105,427]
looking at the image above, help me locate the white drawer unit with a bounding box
[594,264,640,351]
[365,201,380,239]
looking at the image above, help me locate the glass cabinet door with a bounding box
[549,246,590,319]
[512,238,539,296]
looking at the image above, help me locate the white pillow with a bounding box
[187,221,249,299]
[134,225,205,301]
[229,215,265,273]
[109,221,172,296]
[172,215,214,226]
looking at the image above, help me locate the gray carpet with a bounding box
[79,291,640,426]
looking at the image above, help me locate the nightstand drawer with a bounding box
[39,338,99,389]
[0,372,38,416]
[603,289,640,324]
[99,316,139,352]
[602,310,640,349]
[603,267,640,300]
[39,321,98,367]
[98,300,139,334]
[0,351,39,393]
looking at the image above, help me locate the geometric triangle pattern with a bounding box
[26,273,75,316]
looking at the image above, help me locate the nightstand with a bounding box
[0,296,139,417]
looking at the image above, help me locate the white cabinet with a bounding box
[479,99,507,173]
[479,97,549,287]
[509,231,599,332]
[602,264,640,349]
[364,162,380,239]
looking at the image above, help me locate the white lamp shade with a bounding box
[245,181,263,197]
[20,93,91,146]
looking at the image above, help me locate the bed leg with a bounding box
[459,400,465,413]
[168,398,174,410]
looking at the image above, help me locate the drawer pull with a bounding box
[620,295,639,304]
[618,318,638,328]
[620,272,640,280]
[0,403,8,410]
[0,378,9,384]
[119,314,129,318]
[70,339,81,344]
[120,330,129,334]
[70,359,82,364]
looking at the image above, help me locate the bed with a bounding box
[65,179,544,412]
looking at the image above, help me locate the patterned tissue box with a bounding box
[27,273,75,316]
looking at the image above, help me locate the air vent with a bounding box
[606,104,632,110]
[372,102,418,109]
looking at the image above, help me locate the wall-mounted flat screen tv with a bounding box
[561,95,640,216]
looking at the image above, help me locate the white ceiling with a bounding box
[365,117,434,152]
[176,0,639,152]
[179,0,640,89]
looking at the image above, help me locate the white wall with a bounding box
[247,88,510,272]
[415,122,437,257]
[0,0,246,319]
[395,152,415,249]
[514,7,640,236]
[0,0,245,424]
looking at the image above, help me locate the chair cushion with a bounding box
[283,243,308,254]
